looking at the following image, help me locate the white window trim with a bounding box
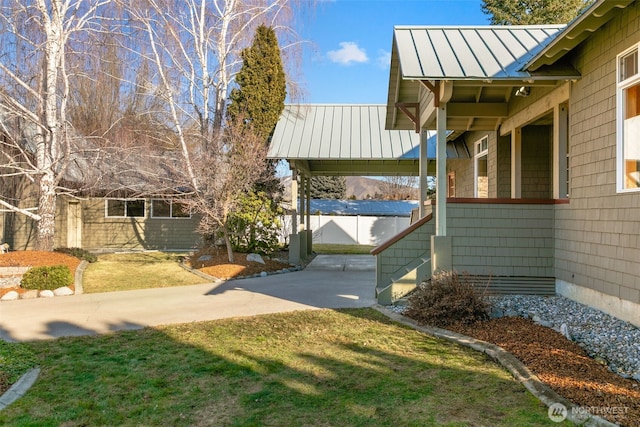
[616,43,640,193]
[474,136,488,198]
[105,199,147,218]
[150,199,192,219]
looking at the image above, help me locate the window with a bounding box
[151,200,191,218]
[105,199,146,218]
[474,136,488,198]
[447,172,456,197]
[617,44,640,191]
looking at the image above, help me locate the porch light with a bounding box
[515,86,530,97]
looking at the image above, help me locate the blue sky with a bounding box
[298,0,490,104]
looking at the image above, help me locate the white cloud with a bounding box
[327,42,369,65]
[376,50,391,69]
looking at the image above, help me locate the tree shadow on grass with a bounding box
[0,309,565,426]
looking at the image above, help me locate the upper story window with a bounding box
[617,44,640,192]
[150,199,191,218]
[105,199,146,218]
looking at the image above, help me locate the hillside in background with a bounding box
[280,176,416,200]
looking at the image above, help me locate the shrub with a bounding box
[404,270,490,328]
[54,247,97,263]
[227,191,284,255]
[21,265,73,290]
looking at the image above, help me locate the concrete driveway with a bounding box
[0,255,376,342]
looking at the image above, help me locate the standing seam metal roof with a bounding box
[268,104,422,160]
[393,25,565,80]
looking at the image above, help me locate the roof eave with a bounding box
[526,0,634,71]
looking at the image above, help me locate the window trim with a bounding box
[474,136,489,198]
[150,199,192,219]
[617,43,640,193]
[105,199,147,218]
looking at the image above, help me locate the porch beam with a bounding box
[447,102,508,118]
[500,82,570,136]
[420,80,440,107]
[454,80,559,88]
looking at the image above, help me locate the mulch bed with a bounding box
[186,247,293,279]
[448,317,640,426]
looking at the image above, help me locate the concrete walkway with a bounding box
[0,255,376,342]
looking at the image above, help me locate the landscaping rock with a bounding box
[20,290,38,300]
[39,290,54,298]
[1,290,19,301]
[197,255,212,262]
[260,271,268,277]
[490,308,504,319]
[54,286,74,296]
[560,323,572,341]
[247,253,265,264]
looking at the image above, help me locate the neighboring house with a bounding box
[378,0,640,327]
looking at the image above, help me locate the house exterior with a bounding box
[1,191,202,252]
[381,0,640,327]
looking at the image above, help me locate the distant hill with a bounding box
[280,176,407,200]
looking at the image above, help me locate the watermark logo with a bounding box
[548,403,568,422]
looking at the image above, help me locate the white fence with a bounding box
[282,215,410,246]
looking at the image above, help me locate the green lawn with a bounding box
[82,251,208,293]
[0,309,566,426]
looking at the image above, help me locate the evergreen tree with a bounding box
[228,25,286,140]
[310,176,347,199]
[481,0,592,25]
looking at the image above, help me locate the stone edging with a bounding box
[0,260,87,302]
[372,305,619,427]
[0,368,40,411]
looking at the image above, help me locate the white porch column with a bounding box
[291,170,298,232]
[511,127,522,198]
[305,176,311,230]
[436,103,447,236]
[419,129,429,218]
[553,103,568,199]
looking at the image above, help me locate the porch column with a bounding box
[305,176,311,230]
[553,103,568,199]
[291,171,298,233]
[435,103,447,236]
[419,129,429,217]
[289,171,300,264]
[511,127,522,198]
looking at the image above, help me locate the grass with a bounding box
[82,251,208,293]
[0,309,567,426]
[313,243,375,254]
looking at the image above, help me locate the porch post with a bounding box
[291,171,298,233]
[511,127,522,198]
[289,171,300,264]
[435,103,447,236]
[553,103,568,199]
[419,129,428,217]
[305,177,311,230]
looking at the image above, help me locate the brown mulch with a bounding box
[186,246,293,280]
[447,317,640,426]
[0,251,79,299]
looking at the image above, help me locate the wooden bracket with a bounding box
[395,102,420,133]
[420,80,440,107]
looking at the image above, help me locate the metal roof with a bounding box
[386,24,582,132]
[268,104,428,176]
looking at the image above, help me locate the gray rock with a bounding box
[197,255,212,262]
[490,308,504,319]
[1,290,19,301]
[260,271,268,277]
[633,373,640,382]
[247,253,265,264]
[39,290,55,298]
[54,286,74,296]
[560,323,572,341]
[504,310,519,318]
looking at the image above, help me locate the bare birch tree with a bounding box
[125,0,306,261]
[0,0,111,250]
